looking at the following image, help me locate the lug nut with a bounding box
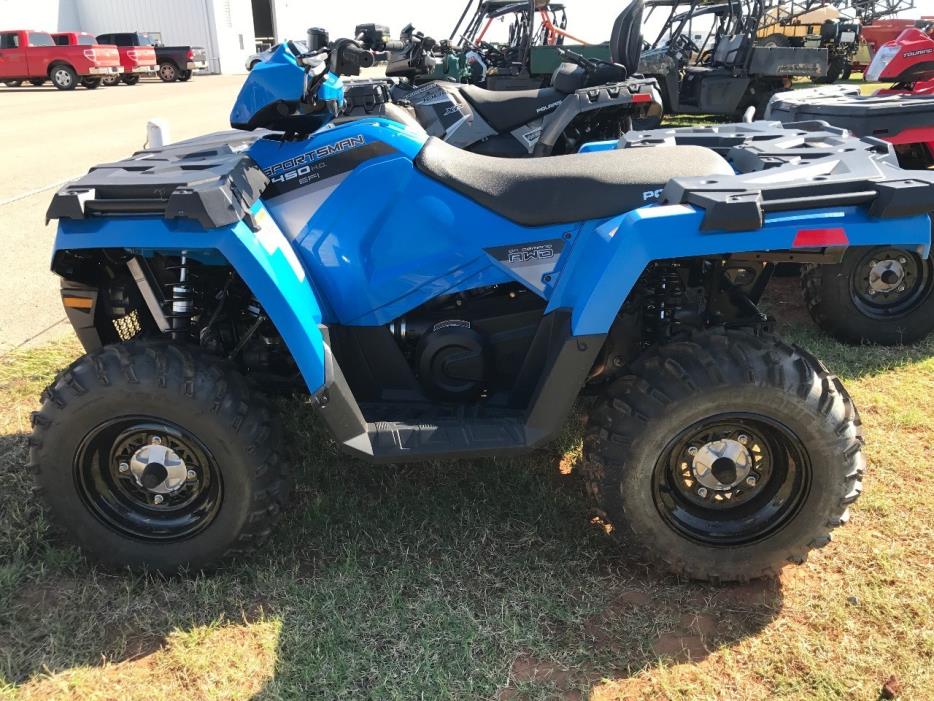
[153,494,164,505]
[745,476,757,487]
[897,285,906,293]
[737,434,749,446]
[688,446,698,456]
[697,487,708,498]
[869,289,877,296]
[899,257,907,264]
[870,260,878,267]
[187,469,197,481]
[151,436,162,445]
[118,462,130,473]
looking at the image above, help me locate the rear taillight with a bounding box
[82,49,96,61]
[187,49,194,60]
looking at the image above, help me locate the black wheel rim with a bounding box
[74,417,223,542]
[850,248,933,320]
[652,414,811,546]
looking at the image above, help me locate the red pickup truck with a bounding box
[52,32,157,85]
[0,29,120,89]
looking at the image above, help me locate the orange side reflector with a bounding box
[63,296,94,310]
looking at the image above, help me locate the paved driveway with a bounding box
[0,75,245,355]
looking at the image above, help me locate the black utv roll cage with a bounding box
[645,0,760,51]
[644,0,746,66]
[450,0,575,70]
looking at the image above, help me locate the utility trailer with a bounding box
[755,0,862,82]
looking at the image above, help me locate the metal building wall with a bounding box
[0,0,80,31]
[68,0,255,74]
[74,0,214,54]
[270,0,312,43]
[206,0,256,74]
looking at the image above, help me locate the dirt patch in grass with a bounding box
[1,290,933,699]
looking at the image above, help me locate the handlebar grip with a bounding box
[343,43,375,68]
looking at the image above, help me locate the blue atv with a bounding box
[33,38,932,581]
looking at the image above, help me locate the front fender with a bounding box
[53,201,327,393]
[549,204,933,336]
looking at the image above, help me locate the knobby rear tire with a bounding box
[582,329,863,582]
[802,249,934,345]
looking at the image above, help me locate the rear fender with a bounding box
[53,201,327,393]
[549,203,932,336]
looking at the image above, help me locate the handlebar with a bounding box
[330,38,375,76]
[557,47,599,72]
[286,40,304,58]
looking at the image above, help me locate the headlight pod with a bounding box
[865,45,899,82]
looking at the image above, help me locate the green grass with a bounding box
[1,279,933,700]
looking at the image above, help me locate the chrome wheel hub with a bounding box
[868,258,906,294]
[128,438,188,494]
[691,438,753,491]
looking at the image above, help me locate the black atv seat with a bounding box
[551,61,629,94]
[711,34,748,68]
[459,85,565,132]
[415,137,734,227]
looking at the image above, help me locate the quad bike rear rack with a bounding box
[620,120,934,231]
[47,131,268,229]
[766,85,934,142]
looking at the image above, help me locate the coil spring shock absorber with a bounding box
[642,263,686,346]
[164,253,194,340]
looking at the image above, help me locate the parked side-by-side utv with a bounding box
[638,0,827,119]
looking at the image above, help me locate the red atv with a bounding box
[865,23,934,167]
[762,26,934,347]
[768,23,934,168]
